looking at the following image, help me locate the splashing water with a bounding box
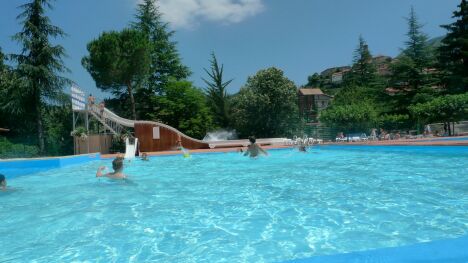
[203,129,238,141]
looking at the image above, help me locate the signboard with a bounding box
[71,84,86,111]
[153,127,160,139]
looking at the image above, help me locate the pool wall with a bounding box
[286,235,468,263]
[0,153,100,178]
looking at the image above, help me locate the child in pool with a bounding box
[96,155,126,179]
[176,137,190,158]
[243,136,268,158]
[0,174,7,191]
[141,152,149,161]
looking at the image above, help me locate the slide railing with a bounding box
[88,104,207,144]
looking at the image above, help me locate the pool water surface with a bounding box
[1,146,467,262]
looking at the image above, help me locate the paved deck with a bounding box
[328,136,468,147]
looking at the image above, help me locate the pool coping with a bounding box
[284,235,468,263]
[0,153,101,178]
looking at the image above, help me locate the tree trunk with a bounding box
[36,101,45,154]
[127,82,137,120]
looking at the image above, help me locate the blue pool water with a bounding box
[1,146,467,262]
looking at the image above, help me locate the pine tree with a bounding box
[0,47,4,72]
[202,52,233,128]
[132,0,190,93]
[390,7,435,111]
[11,0,70,154]
[348,35,378,87]
[438,0,468,94]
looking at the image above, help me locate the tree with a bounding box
[0,47,5,72]
[409,93,468,135]
[10,0,70,154]
[347,36,379,87]
[306,73,322,87]
[82,29,151,120]
[438,0,468,94]
[202,52,233,128]
[390,7,436,112]
[148,80,214,139]
[231,67,299,138]
[132,0,190,93]
[320,102,378,133]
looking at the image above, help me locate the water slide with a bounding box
[124,137,138,160]
[89,105,286,150]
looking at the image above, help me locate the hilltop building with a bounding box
[298,87,333,123]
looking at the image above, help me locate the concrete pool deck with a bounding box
[330,136,468,147]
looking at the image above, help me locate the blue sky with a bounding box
[0,0,461,99]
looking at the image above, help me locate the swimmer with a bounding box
[176,137,190,158]
[0,174,7,191]
[297,140,307,152]
[96,156,126,179]
[243,136,268,158]
[141,152,149,161]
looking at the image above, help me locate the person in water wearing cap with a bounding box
[243,136,269,158]
[0,174,7,191]
[96,155,126,179]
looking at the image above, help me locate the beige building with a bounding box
[298,88,333,123]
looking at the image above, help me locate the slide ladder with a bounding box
[88,105,130,135]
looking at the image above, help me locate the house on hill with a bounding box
[298,88,333,123]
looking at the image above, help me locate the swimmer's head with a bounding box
[0,174,6,187]
[112,158,124,172]
[248,136,256,144]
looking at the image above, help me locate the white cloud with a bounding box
[154,0,264,29]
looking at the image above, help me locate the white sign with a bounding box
[71,84,86,111]
[153,126,160,139]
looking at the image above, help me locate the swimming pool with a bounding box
[1,146,467,262]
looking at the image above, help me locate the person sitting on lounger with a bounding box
[244,136,269,158]
[96,155,126,179]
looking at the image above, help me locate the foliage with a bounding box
[43,104,73,156]
[202,52,233,128]
[390,7,436,113]
[0,137,39,158]
[306,73,322,87]
[378,114,411,131]
[409,93,468,123]
[346,36,379,88]
[10,0,70,153]
[82,28,150,120]
[70,127,87,138]
[132,0,190,93]
[438,0,468,94]
[148,80,214,139]
[231,67,299,138]
[319,102,379,133]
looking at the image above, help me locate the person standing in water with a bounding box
[0,174,7,191]
[176,135,190,158]
[244,136,269,157]
[96,155,126,179]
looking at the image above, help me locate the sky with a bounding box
[0,0,461,100]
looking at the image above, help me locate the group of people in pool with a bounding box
[94,136,272,180]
